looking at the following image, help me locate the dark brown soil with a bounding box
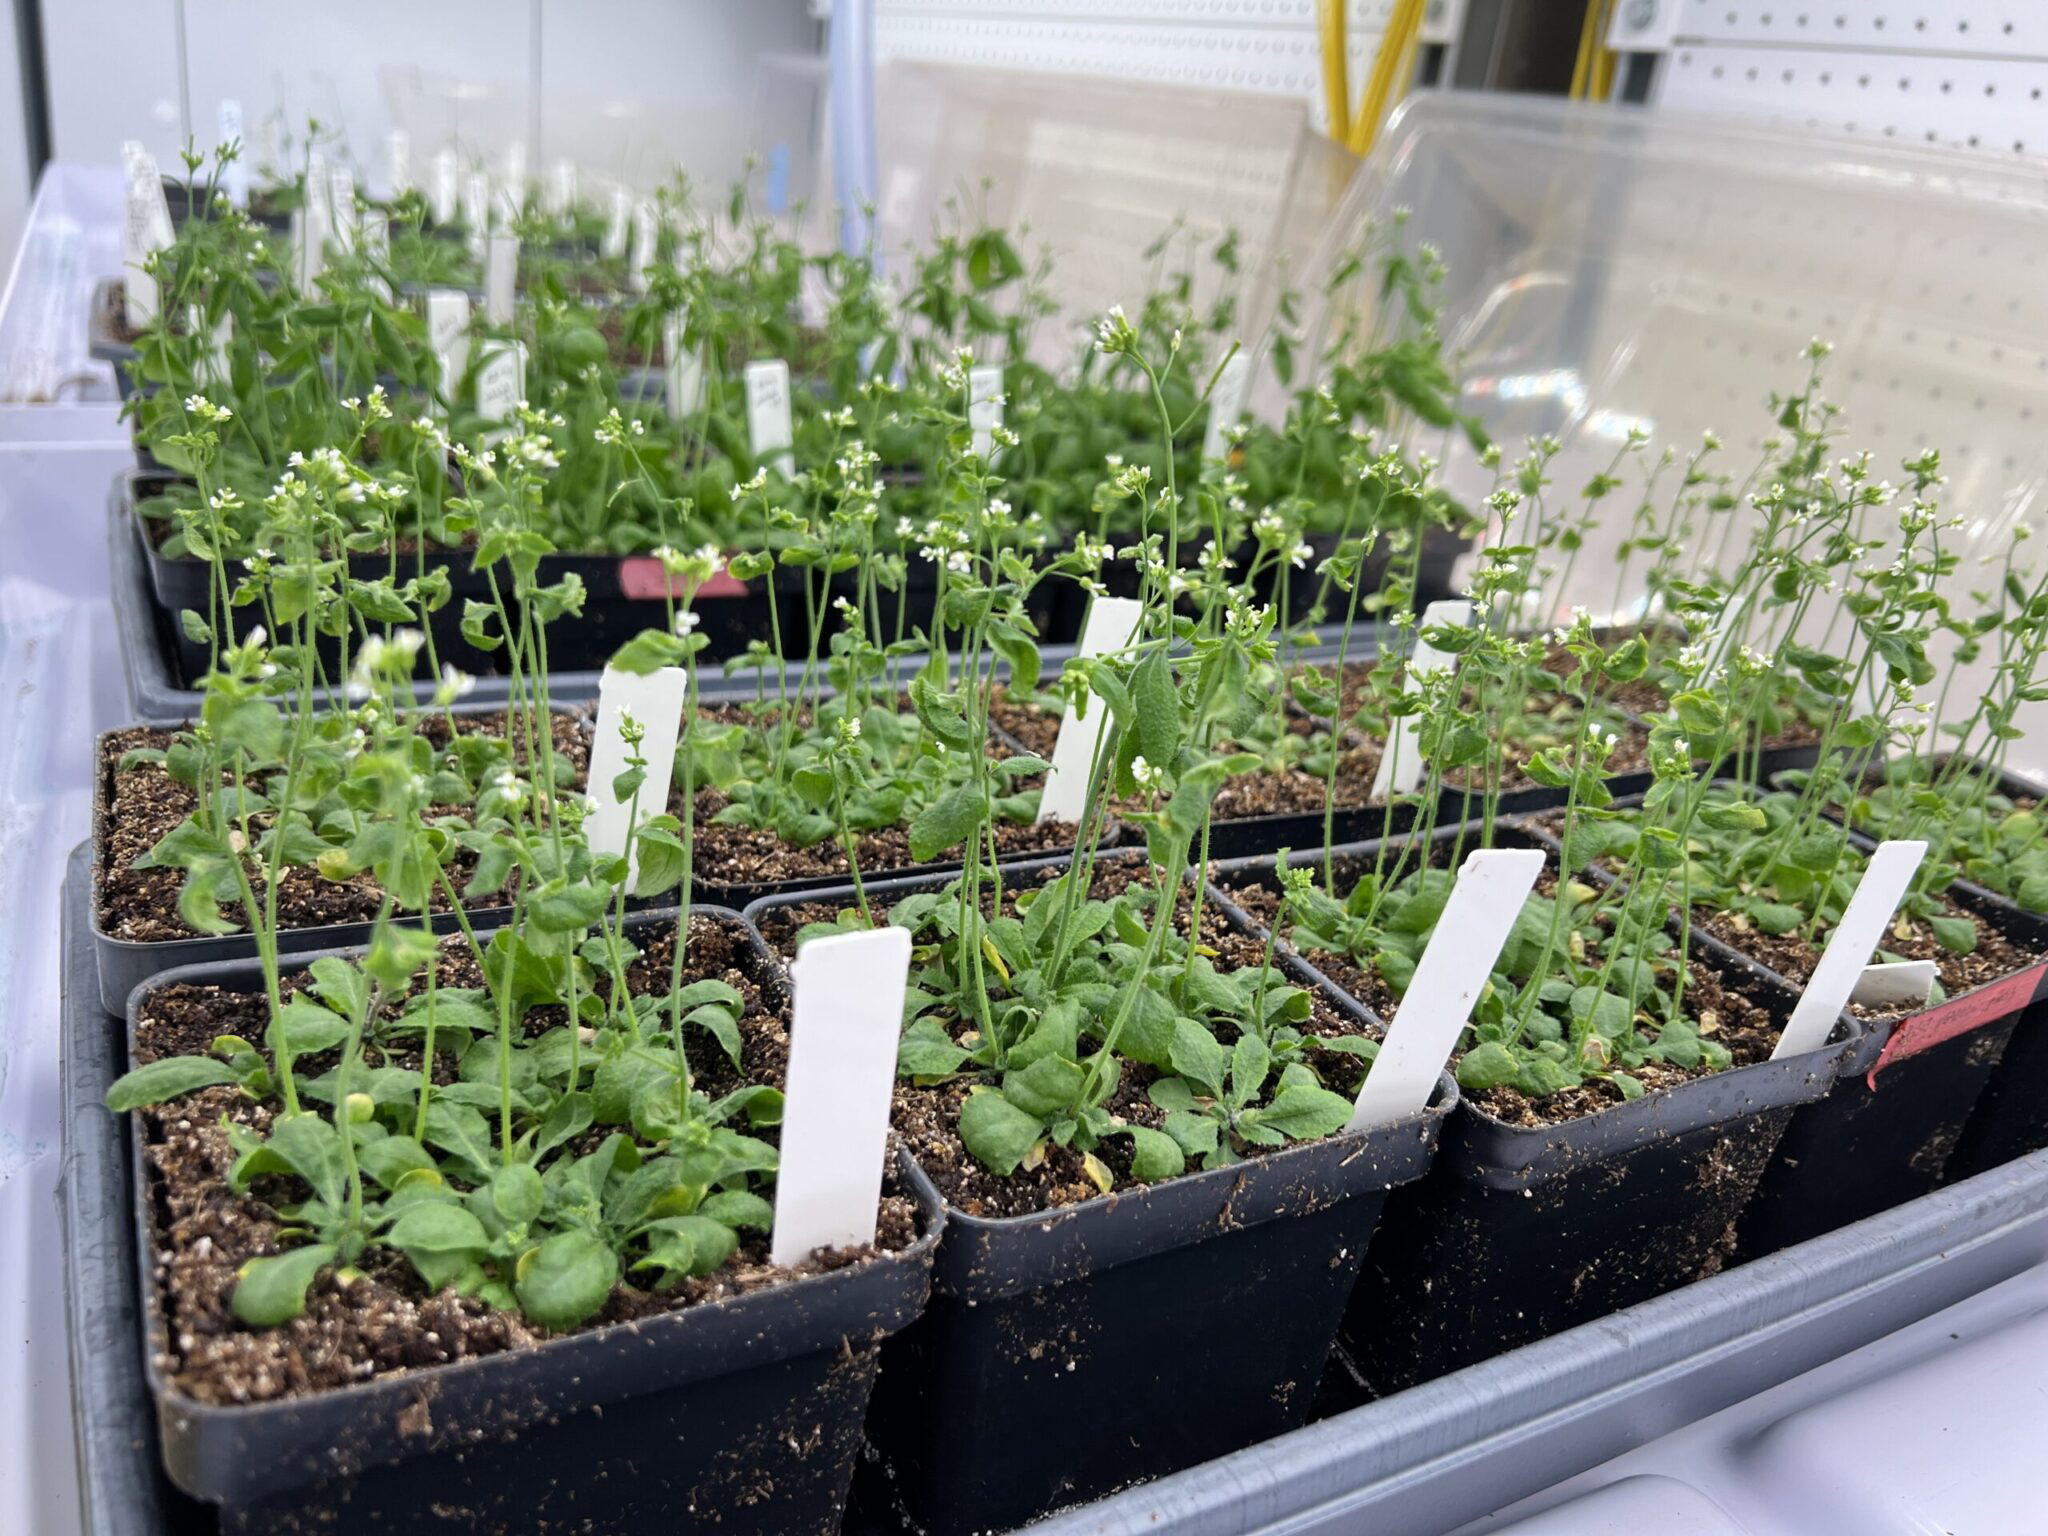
[754,856,1379,1219]
[988,688,1060,756]
[1217,859,1782,1129]
[132,912,917,1407]
[1694,894,2045,1014]
[96,711,593,943]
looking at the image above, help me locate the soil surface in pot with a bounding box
[684,700,1079,888]
[1527,809,2046,1017]
[755,858,1381,1219]
[1219,859,1782,1128]
[1694,896,2045,1017]
[97,710,593,944]
[132,912,918,1407]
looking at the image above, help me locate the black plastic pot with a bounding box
[1814,756,2048,1186]
[746,854,1452,1534]
[89,702,591,1015]
[110,905,939,1535]
[1209,821,1857,1393]
[1733,973,2025,1262]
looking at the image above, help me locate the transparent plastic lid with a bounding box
[1292,93,2048,768]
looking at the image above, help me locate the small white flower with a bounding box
[1131,754,1163,789]
[674,609,701,636]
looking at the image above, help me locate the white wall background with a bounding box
[39,0,822,196]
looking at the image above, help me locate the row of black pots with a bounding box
[85,792,2048,1535]
[89,680,1822,1016]
[80,845,1450,1535]
[1202,820,1859,1393]
[87,694,1112,1013]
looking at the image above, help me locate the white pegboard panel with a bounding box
[875,1,1398,130]
[1677,2,2047,56]
[1659,44,2048,153]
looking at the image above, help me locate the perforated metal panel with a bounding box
[875,1,1396,130]
[1661,2,2048,159]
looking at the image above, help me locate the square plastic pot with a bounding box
[744,852,1452,1534]
[108,904,939,1535]
[1207,821,1858,1394]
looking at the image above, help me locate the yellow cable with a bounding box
[1591,0,1622,100]
[1569,0,1602,100]
[1318,0,1353,144]
[1349,0,1422,157]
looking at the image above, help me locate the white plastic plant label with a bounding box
[1347,847,1546,1131]
[1200,351,1251,470]
[769,924,913,1267]
[744,359,795,477]
[629,200,658,295]
[329,165,358,252]
[361,211,390,301]
[475,341,526,425]
[664,312,706,417]
[1851,959,1938,1010]
[1369,599,1474,802]
[217,100,247,207]
[547,158,575,217]
[602,183,630,259]
[121,155,173,328]
[463,170,490,261]
[425,289,470,416]
[1036,596,1145,825]
[431,146,457,224]
[484,233,518,328]
[584,664,689,891]
[385,128,411,197]
[1773,839,1929,1059]
[969,363,1004,461]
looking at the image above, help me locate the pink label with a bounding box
[617,556,750,601]
[1869,959,2048,1087]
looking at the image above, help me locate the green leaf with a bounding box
[635,1215,740,1282]
[1130,650,1180,767]
[1123,1125,1185,1182]
[232,1242,337,1327]
[908,782,988,863]
[266,1112,346,1209]
[1927,914,1979,954]
[608,628,689,674]
[1250,1084,1354,1142]
[1456,1040,1520,1092]
[959,1088,1046,1175]
[1001,1054,1085,1118]
[898,1017,971,1077]
[272,997,351,1056]
[1749,902,1805,936]
[698,1190,774,1230]
[515,1230,619,1329]
[490,1163,546,1226]
[1167,1017,1227,1098]
[386,1202,490,1259]
[105,1054,237,1111]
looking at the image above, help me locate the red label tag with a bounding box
[1868,959,2048,1088]
[616,556,749,601]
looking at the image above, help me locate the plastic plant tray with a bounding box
[60,835,2048,1533]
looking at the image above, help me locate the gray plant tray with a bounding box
[59,834,2048,1534]
[1030,1145,2048,1536]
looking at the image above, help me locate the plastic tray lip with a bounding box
[1204,823,1858,1155]
[1026,1142,2048,1536]
[117,903,943,1444]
